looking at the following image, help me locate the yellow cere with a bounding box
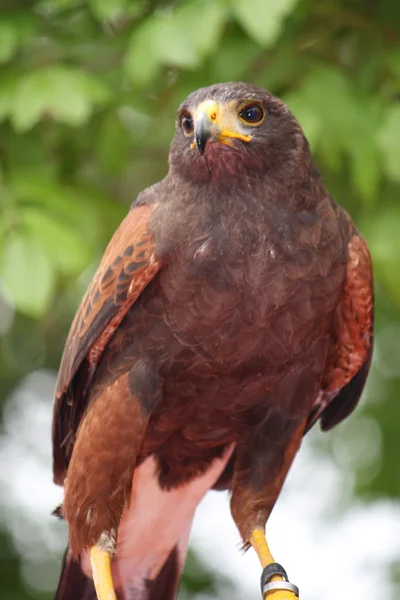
[195,99,253,146]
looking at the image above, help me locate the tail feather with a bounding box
[54,546,96,600]
[147,547,179,600]
[54,544,182,600]
[141,546,180,600]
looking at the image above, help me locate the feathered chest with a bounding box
[153,199,346,367]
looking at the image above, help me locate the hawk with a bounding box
[52,82,373,600]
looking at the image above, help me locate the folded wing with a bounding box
[307,220,374,431]
[52,202,162,484]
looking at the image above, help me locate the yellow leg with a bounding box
[90,545,116,600]
[250,529,298,599]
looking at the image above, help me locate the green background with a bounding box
[0,0,399,598]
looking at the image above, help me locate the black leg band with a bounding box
[260,562,288,590]
[260,563,299,598]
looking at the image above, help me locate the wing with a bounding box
[306,221,374,432]
[52,200,162,483]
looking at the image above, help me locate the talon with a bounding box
[90,545,117,600]
[250,529,299,599]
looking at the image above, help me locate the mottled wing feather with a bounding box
[307,223,374,432]
[53,203,162,482]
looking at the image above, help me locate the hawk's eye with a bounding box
[238,103,265,126]
[181,112,194,137]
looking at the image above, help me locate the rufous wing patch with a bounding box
[307,226,373,432]
[323,230,373,393]
[53,203,162,483]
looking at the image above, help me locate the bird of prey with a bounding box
[52,82,373,600]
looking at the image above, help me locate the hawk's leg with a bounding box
[231,416,306,599]
[63,373,153,600]
[90,545,116,600]
[250,530,299,599]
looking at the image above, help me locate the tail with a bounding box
[141,545,181,600]
[54,542,184,600]
[54,546,96,600]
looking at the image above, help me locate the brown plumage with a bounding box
[52,82,373,600]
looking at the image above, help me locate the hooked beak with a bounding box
[195,112,219,156]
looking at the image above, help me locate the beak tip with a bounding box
[196,136,206,156]
[195,117,214,156]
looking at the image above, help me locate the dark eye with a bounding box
[181,112,194,137]
[238,103,265,126]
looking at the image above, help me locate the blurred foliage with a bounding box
[0,0,399,598]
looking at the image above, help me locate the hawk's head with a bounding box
[169,82,308,185]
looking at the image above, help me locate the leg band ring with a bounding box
[260,562,299,598]
[260,563,288,589]
[262,580,299,597]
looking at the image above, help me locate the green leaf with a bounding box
[231,0,298,46]
[347,97,382,203]
[286,68,357,171]
[90,0,127,19]
[377,105,400,183]
[89,0,144,20]
[307,70,355,171]
[210,35,259,82]
[124,17,161,86]
[10,172,102,248]
[10,67,110,132]
[287,73,383,204]
[11,172,124,265]
[0,22,18,63]
[349,142,381,204]
[173,0,226,63]
[0,231,55,318]
[151,17,201,70]
[0,74,17,123]
[387,47,400,79]
[97,112,132,176]
[21,207,92,277]
[125,0,226,85]
[285,93,322,149]
[363,208,400,306]
[37,0,79,9]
